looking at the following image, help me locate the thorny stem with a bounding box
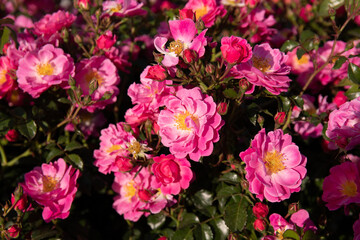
[0,144,7,166]
[300,10,356,95]
[5,149,32,167]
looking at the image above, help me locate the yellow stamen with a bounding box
[341,180,358,197]
[110,4,122,13]
[297,54,310,65]
[85,70,103,86]
[0,69,7,85]
[36,62,54,76]
[168,40,184,56]
[252,56,271,72]
[263,150,286,174]
[174,111,198,131]
[128,141,141,156]
[42,176,58,192]
[124,180,136,199]
[106,144,122,153]
[195,6,208,18]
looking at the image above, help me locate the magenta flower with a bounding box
[157,87,223,161]
[17,44,75,98]
[94,122,151,174]
[151,154,193,195]
[33,10,76,37]
[183,0,227,28]
[74,56,120,112]
[239,129,307,202]
[154,19,207,67]
[102,0,147,17]
[231,43,291,95]
[112,167,174,221]
[0,56,16,99]
[220,36,252,64]
[96,31,116,50]
[326,97,360,151]
[21,158,79,222]
[322,161,360,211]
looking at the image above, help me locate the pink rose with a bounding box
[96,31,117,50]
[220,36,252,64]
[5,129,19,142]
[145,65,167,81]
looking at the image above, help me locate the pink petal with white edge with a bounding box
[169,19,197,44]
[273,169,301,186]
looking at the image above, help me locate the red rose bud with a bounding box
[239,78,250,91]
[146,65,167,81]
[138,189,153,202]
[274,112,286,125]
[2,42,10,54]
[182,49,198,64]
[252,202,269,218]
[253,218,266,231]
[220,36,252,64]
[157,237,168,240]
[333,91,347,108]
[179,9,194,20]
[288,202,299,215]
[217,102,228,115]
[205,63,215,74]
[7,225,20,238]
[77,0,90,10]
[115,156,133,172]
[5,129,19,142]
[96,31,116,50]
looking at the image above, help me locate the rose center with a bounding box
[36,62,54,76]
[168,40,184,56]
[297,54,309,65]
[0,69,7,85]
[124,180,136,199]
[42,175,58,192]
[263,150,286,174]
[128,141,141,156]
[252,56,271,72]
[174,111,198,131]
[110,4,122,13]
[106,144,122,153]
[195,6,208,18]
[85,70,103,86]
[341,180,358,197]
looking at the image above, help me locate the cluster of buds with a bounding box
[252,202,269,232]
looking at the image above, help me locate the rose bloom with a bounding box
[326,96,360,151]
[74,56,120,112]
[322,161,360,211]
[220,36,252,64]
[96,31,116,50]
[94,122,150,174]
[151,154,193,195]
[183,0,227,27]
[157,87,223,161]
[0,56,16,99]
[112,167,174,221]
[102,0,147,17]
[17,44,75,98]
[33,10,76,37]
[21,158,80,222]
[239,129,307,202]
[231,43,291,95]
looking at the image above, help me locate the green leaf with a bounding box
[296,48,306,60]
[333,56,347,69]
[17,120,37,140]
[192,190,213,209]
[179,212,200,229]
[65,153,84,170]
[283,229,300,240]
[12,107,27,119]
[280,40,299,52]
[46,148,63,163]
[172,226,194,240]
[64,140,84,152]
[302,230,318,240]
[224,195,248,232]
[318,0,344,16]
[216,185,239,199]
[194,223,213,240]
[300,30,315,43]
[223,88,238,99]
[58,97,71,104]
[348,62,360,84]
[0,26,11,53]
[218,172,241,184]
[209,219,229,240]
[31,228,58,240]
[147,213,166,230]
[293,96,304,108]
[280,96,291,112]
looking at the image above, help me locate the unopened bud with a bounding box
[146,65,167,81]
[138,189,153,202]
[253,218,266,232]
[115,156,133,172]
[74,34,82,44]
[239,78,250,91]
[252,202,269,218]
[182,49,198,64]
[179,9,194,20]
[153,52,164,64]
[274,112,286,125]
[195,19,205,31]
[5,129,19,142]
[241,179,249,190]
[6,225,20,238]
[257,115,264,125]
[217,102,228,115]
[328,7,336,17]
[100,92,112,101]
[205,63,215,74]
[88,78,98,95]
[176,69,185,78]
[77,0,90,10]
[288,202,299,215]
